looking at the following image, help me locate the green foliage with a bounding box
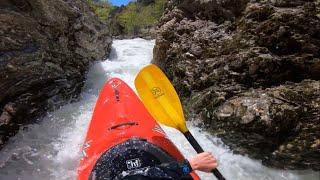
[86,0,167,35]
[117,0,167,35]
[87,0,115,21]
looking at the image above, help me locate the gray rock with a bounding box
[0,0,112,148]
[153,0,320,170]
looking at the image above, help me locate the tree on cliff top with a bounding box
[86,0,167,36]
[87,0,115,21]
[116,0,166,35]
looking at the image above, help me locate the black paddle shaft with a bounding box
[184,131,226,180]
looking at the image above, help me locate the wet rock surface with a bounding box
[0,0,112,148]
[153,0,320,170]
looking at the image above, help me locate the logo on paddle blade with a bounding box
[126,158,141,169]
[151,87,164,99]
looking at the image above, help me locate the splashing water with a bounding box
[0,39,318,180]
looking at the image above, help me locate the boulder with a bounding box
[153,0,320,170]
[0,0,112,148]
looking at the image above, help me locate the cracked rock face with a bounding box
[0,0,112,148]
[153,0,320,170]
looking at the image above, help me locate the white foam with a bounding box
[162,122,319,180]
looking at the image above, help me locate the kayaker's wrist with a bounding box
[188,152,218,172]
[188,158,199,170]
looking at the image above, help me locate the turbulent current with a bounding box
[0,39,318,180]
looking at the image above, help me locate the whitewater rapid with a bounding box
[0,39,318,180]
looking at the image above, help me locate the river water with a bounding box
[0,39,318,180]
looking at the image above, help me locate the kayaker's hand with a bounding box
[188,152,218,172]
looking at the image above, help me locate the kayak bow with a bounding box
[77,78,199,180]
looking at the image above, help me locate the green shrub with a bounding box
[117,0,167,35]
[87,0,115,21]
[87,0,167,35]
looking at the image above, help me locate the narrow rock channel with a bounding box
[0,39,318,180]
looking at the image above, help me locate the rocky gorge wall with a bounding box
[153,0,320,170]
[0,0,112,148]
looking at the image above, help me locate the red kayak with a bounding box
[78,78,200,179]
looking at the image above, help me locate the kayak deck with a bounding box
[78,78,199,179]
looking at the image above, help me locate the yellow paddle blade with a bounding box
[135,64,188,133]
